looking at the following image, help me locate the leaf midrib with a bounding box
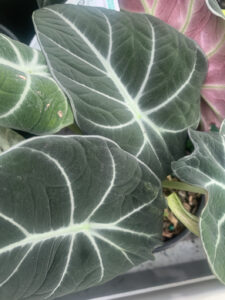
[0,221,154,255]
[43,8,148,128]
[0,222,91,255]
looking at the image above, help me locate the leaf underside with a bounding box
[0,127,23,153]
[0,135,164,299]
[0,34,73,135]
[33,5,207,179]
[172,129,225,284]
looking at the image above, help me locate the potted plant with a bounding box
[0,1,225,299]
[118,0,225,248]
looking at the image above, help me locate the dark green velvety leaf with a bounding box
[172,129,225,284]
[33,5,207,179]
[0,34,73,134]
[0,135,164,299]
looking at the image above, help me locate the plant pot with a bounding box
[154,194,205,253]
[153,224,190,253]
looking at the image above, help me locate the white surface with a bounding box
[30,0,119,49]
[129,235,206,273]
[66,0,119,10]
[120,279,225,300]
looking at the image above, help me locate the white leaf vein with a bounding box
[91,223,155,239]
[52,70,127,107]
[39,32,107,75]
[42,7,193,163]
[99,11,113,61]
[144,54,197,115]
[0,212,29,236]
[0,245,34,287]
[135,17,155,103]
[92,231,133,265]
[80,114,135,129]
[0,74,31,119]
[84,233,104,281]
[2,35,24,65]
[46,235,75,298]
[24,147,75,225]
[85,147,116,221]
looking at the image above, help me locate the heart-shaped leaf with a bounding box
[0,34,73,134]
[119,0,225,131]
[0,135,164,299]
[172,129,225,284]
[33,5,206,179]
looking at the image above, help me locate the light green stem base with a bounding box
[162,180,207,195]
[167,192,200,237]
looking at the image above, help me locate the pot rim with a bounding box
[153,194,205,253]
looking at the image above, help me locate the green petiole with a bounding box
[162,180,207,195]
[167,192,200,237]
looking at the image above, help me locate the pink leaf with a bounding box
[119,0,225,130]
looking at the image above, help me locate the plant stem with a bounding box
[162,180,207,195]
[68,124,82,135]
[167,192,200,237]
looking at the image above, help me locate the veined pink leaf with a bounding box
[119,0,225,130]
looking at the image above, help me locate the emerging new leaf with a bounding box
[0,135,164,299]
[0,34,73,134]
[33,5,207,179]
[172,129,225,284]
